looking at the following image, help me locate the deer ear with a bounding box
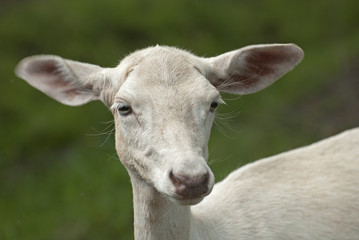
[207,44,304,95]
[15,55,112,106]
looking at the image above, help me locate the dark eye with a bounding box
[117,104,132,116]
[210,101,219,112]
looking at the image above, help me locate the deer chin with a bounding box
[170,196,206,206]
[162,189,210,206]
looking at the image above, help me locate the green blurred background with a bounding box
[1,0,359,239]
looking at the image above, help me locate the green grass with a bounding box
[1,0,359,239]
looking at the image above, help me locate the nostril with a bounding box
[169,171,210,198]
[169,171,186,190]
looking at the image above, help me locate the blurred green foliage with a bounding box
[1,0,359,239]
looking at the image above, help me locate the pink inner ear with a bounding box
[215,45,302,95]
[27,58,72,88]
[27,59,62,80]
[16,55,106,106]
[30,59,58,75]
[244,47,296,74]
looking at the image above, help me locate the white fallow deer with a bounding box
[16,44,359,240]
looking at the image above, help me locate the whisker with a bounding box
[208,155,232,166]
[86,126,115,137]
[216,111,240,121]
[99,120,116,124]
[106,152,120,161]
[222,94,243,101]
[85,120,116,146]
[214,111,241,139]
[99,126,116,147]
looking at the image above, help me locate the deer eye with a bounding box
[210,101,219,112]
[117,104,132,116]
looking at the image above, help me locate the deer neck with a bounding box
[128,170,192,240]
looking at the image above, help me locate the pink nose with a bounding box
[169,171,209,198]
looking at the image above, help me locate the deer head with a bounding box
[15,44,303,205]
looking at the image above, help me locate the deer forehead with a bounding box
[114,46,220,109]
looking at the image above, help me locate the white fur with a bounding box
[15,44,359,239]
